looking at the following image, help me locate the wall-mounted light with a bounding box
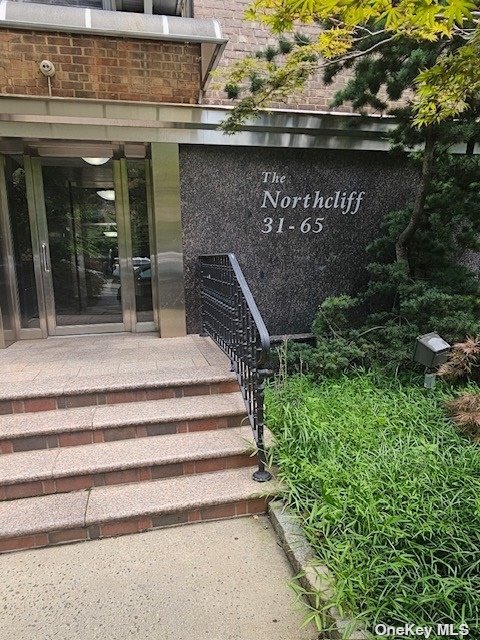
[96,190,115,201]
[82,157,111,166]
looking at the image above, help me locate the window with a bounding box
[11,0,193,15]
[102,0,193,16]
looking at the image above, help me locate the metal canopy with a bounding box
[0,98,473,154]
[0,98,398,151]
[0,98,404,151]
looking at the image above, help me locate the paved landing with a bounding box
[0,333,229,384]
[0,516,317,640]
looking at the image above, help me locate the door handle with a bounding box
[41,242,50,273]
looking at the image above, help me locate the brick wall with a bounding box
[194,0,353,112]
[0,29,201,102]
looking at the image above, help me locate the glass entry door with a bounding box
[27,156,155,336]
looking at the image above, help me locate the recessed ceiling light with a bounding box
[96,189,115,201]
[82,157,111,166]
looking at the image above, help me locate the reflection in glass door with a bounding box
[29,157,132,335]
[127,159,155,326]
[20,153,157,337]
[41,159,124,329]
[4,156,41,332]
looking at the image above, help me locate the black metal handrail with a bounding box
[199,253,272,482]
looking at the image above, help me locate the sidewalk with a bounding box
[0,515,317,640]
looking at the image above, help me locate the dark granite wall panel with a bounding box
[179,145,417,336]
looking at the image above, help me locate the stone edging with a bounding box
[268,500,371,640]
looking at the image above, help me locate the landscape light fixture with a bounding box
[82,157,111,166]
[96,190,115,201]
[413,332,451,388]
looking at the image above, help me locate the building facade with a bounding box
[0,0,416,349]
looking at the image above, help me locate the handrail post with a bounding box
[199,253,272,482]
[199,260,208,337]
[252,367,272,482]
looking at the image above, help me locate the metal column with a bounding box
[149,143,187,338]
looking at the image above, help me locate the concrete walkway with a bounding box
[0,516,317,640]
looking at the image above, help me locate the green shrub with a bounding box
[306,287,480,377]
[266,373,480,633]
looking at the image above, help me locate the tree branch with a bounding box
[395,132,436,268]
[222,33,398,131]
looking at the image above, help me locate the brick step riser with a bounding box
[0,496,270,554]
[0,379,240,416]
[0,454,255,501]
[0,412,248,454]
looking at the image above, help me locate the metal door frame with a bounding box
[27,156,137,336]
[116,157,157,334]
[0,156,21,347]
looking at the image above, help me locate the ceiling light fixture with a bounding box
[82,157,111,166]
[96,189,115,201]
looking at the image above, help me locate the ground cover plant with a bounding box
[265,372,480,635]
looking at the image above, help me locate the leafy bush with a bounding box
[305,289,480,378]
[266,373,480,634]
[273,338,316,379]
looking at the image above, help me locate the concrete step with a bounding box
[0,366,239,415]
[0,392,247,454]
[0,427,257,500]
[0,468,278,553]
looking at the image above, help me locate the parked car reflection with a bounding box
[116,253,183,310]
[133,264,152,311]
[112,256,150,281]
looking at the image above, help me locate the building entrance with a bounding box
[0,145,159,340]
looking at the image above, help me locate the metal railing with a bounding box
[199,253,272,482]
